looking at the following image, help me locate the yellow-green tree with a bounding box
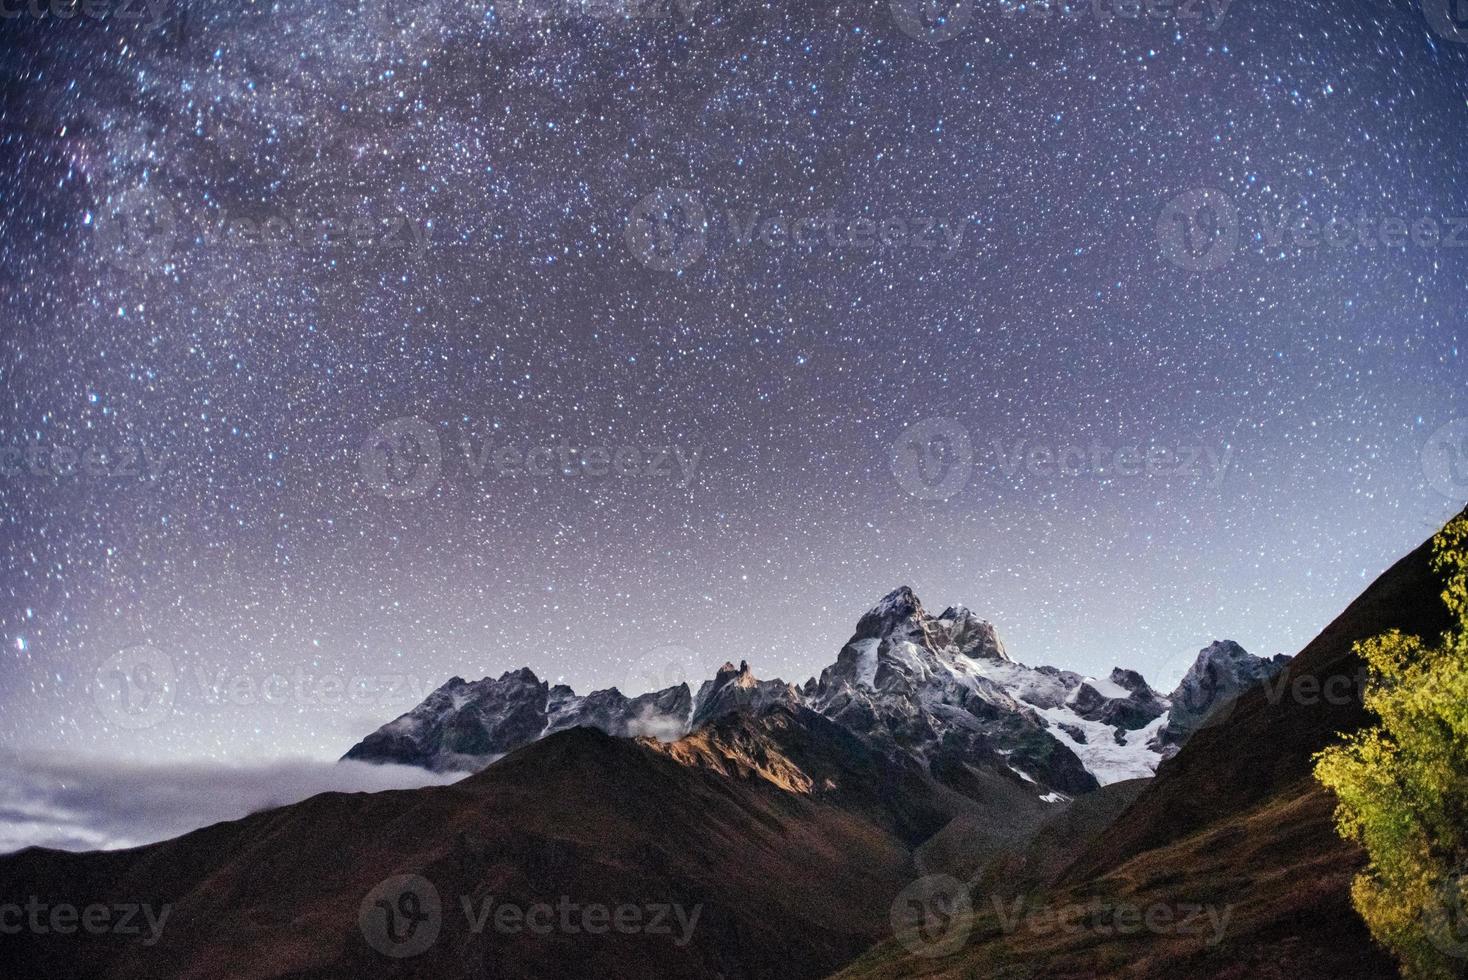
[1315,515,1468,980]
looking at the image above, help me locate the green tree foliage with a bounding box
[1315,516,1468,979]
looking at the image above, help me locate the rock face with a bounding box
[1150,640,1292,756]
[689,660,802,730]
[805,587,1104,794]
[342,587,1290,795]
[341,669,693,771]
[1069,668,1169,730]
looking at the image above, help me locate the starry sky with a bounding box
[1,0,1466,766]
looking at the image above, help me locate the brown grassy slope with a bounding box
[833,776,1387,980]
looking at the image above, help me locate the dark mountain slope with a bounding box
[1065,508,1461,882]
[0,706,1042,980]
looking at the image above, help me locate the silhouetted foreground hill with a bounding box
[0,703,1047,980]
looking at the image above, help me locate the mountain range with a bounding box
[343,586,1289,799]
[3,508,1461,979]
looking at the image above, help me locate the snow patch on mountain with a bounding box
[1036,704,1170,784]
[1078,674,1132,701]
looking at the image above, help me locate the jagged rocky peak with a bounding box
[701,660,754,700]
[1169,640,1290,712]
[1150,640,1292,756]
[852,586,930,643]
[816,588,1010,700]
[1068,668,1169,730]
[691,659,800,730]
[845,587,1007,662]
[935,604,1010,662]
[1108,667,1155,695]
[712,660,754,684]
[341,667,555,772]
[342,665,694,771]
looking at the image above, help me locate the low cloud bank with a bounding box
[0,754,462,854]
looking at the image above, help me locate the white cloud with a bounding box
[0,753,462,854]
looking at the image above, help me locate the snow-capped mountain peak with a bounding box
[851,585,931,644]
[342,589,1290,798]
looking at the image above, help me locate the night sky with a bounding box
[2,0,1466,767]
